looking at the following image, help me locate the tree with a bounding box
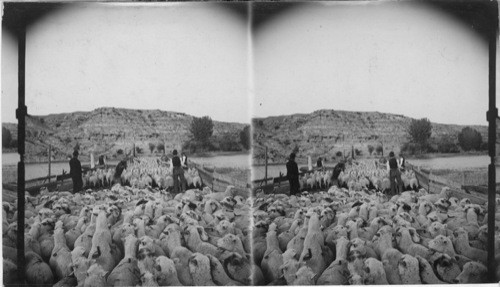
[2,127,12,148]
[190,116,214,146]
[375,145,383,155]
[136,146,143,154]
[156,143,165,154]
[458,127,482,151]
[149,142,155,154]
[368,145,374,156]
[240,126,250,150]
[408,118,432,145]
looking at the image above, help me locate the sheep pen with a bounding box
[3,157,254,286]
[251,160,500,285]
[3,157,500,285]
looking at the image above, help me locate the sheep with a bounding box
[206,254,241,286]
[88,211,115,272]
[25,251,54,285]
[454,261,488,284]
[217,233,246,256]
[433,253,462,283]
[106,234,141,287]
[223,252,259,285]
[188,253,216,286]
[419,186,452,203]
[49,221,73,280]
[363,257,388,285]
[415,255,445,284]
[452,227,487,264]
[154,256,183,286]
[261,223,283,283]
[397,254,421,284]
[171,246,194,286]
[293,265,317,285]
[394,227,433,261]
[183,224,221,259]
[428,235,456,257]
[280,257,301,285]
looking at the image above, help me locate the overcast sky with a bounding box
[2,2,496,127]
[253,1,490,126]
[2,3,249,124]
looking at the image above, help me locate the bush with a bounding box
[458,127,482,151]
[117,149,124,155]
[190,116,214,145]
[148,142,155,153]
[2,127,12,148]
[375,145,383,155]
[240,126,250,150]
[336,151,343,157]
[368,145,374,156]
[156,143,165,153]
[408,118,432,145]
[355,148,362,156]
[136,146,143,154]
[437,141,460,153]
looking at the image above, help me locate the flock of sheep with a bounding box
[252,160,499,284]
[2,158,499,285]
[82,158,203,190]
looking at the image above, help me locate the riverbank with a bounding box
[407,151,488,160]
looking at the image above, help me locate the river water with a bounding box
[2,153,250,181]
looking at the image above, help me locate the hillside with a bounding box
[252,109,488,164]
[3,107,248,162]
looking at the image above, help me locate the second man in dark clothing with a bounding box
[387,151,403,195]
[69,150,83,193]
[286,152,300,196]
[172,150,187,193]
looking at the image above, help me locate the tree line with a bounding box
[401,118,487,155]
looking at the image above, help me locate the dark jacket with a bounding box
[172,156,181,167]
[332,162,345,180]
[115,160,127,179]
[69,157,82,179]
[286,160,299,181]
[389,157,398,169]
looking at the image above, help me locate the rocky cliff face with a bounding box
[252,109,488,164]
[3,107,248,162]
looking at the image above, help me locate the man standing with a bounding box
[172,150,186,193]
[387,151,403,195]
[69,150,83,193]
[286,153,299,196]
[332,160,346,187]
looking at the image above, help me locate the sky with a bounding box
[1,2,496,127]
[253,1,491,126]
[1,3,249,124]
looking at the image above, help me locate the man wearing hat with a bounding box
[387,151,403,195]
[286,152,299,196]
[172,149,186,193]
[69,150,83,193]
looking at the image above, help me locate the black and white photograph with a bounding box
[250,1,499,285]
[1,0,499,286]
[2,2,252,286]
